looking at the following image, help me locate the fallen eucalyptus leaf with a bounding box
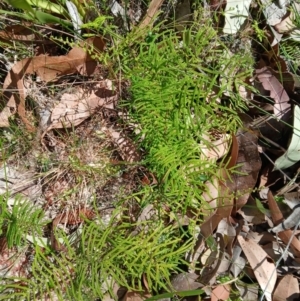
[274,105,300,170]
[237,236,277,301]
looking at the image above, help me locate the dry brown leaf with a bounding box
[273,274,299,301]
[237,235,277,301]
[122,291,151,301]
[256,67,291,119]
[45,81,117,131]
[211,284,230,301]
[2,36,105,131]
[169,272,202,291]
[227,114,261,214]
[267,190,300,257]
[0,24,39,43]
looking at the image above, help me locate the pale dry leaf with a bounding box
[131,204,158,236]
[230,244,246,277]
[46,80,117,131]
[200,134,230,161]
[193,135,238,260]
[237,235,277,301]
[273,274,299,301]
[256,67,290,119]
[274,105,300,170]
[260,0,287,26]
[284,191,300,208]
[223,0,252,34]
[201,176,219,209]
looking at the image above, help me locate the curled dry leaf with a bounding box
[273,274,299,301]
[237,235,277,301]
[2,36,105,130]
[267,190,300,257]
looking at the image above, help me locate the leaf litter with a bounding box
[2,0,300,300]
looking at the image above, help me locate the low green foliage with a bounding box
[122,23,254,211]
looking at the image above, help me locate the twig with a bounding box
[139,0,164,29]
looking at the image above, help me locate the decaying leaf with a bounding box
[273,274,299,301]
[256,67,291,119]
[274,105,300,170]
[1,36,105,130]
[237,235,277,301]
